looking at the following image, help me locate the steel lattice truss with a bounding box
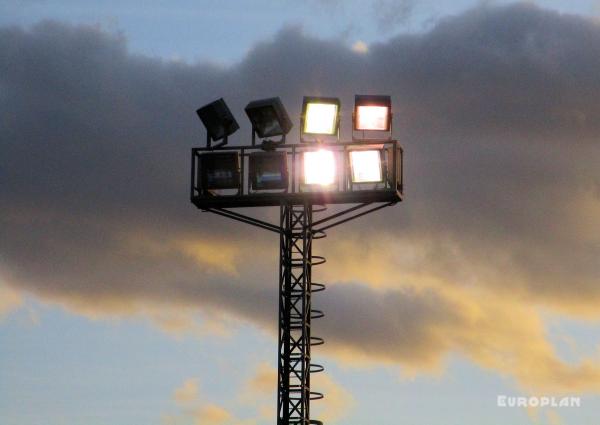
[278,204,325,425]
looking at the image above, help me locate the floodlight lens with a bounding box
[200,153,240,190]
[304,103,338,135]
[250,152,288,190]
[304,150,336,186]
[350,150,382,183]
[356,106,389,131]
[252,106,281,136]
[245,97,293,138]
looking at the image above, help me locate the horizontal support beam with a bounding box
[314,202,394,233]
[312,203,371,227]
[193,139,400,152]
[205,208,281,234]
[193,190,402,209]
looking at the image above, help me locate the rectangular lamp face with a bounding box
[355,105,390,131]
[248,105,283,138]
[350,150,383,183]
[200,153,240,190]
[245,97,293,138]
[303,150,336,186]
[303,102,339,135]
[250,152,288,190]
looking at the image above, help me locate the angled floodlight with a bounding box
[349,149,383,183]
[196,98,239,148]
[303,150,336,186]
[249,151,289,191]
[199,152,240,192]
[354,95,392,132]
[301,96,341,140]
[245,97,293,144]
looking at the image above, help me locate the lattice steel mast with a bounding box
[278,203,326,425]
[191,95,403,425]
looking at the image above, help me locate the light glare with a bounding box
[304,103,338,135]
[356,105,389,131]
[350,150,382,183]
[304,150,336,186]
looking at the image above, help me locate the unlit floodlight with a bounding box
[196,98,239,147]
[245,97,293,140]
[249,151,289,191]
[199,152,240,191]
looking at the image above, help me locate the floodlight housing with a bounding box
[301,96,341,137]
[245,97,293,139]
[199,152,240,191]
[302,150,336,187]
[349,149,383,183]
[249,151,289,191]
[354,95,392,131]
[196,98,240,142]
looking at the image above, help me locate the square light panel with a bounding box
[354,95,391,131]
[249,151,289,190]
[302,97,340,136]
[350,150,382,183]
[303,150,336,186]
[199,152,240,190]
[245,97,293,138]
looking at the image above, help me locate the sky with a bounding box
[1,1,600,425]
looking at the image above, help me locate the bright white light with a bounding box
[356,105,389,131]
[304,150,336,185]
[350,150,382,183]
[304,103,338,135]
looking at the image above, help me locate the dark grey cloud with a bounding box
[2,3,600,389]
[373,0,414,31]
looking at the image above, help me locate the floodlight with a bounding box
[349,150,383,183]
[303,150,336,186]
[354,95,392,131]
[249,151,289,190]
[196,98,239,143]
[245,97,293,139]
[301,97,340,136]
[199,152,240,191]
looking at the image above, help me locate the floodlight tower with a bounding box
[191,95,403,425]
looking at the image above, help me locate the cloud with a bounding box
[2,3,600,393]
[0,283,23,319]
[372,0,414,31]
[168,364,353,425]
[311,372,355,423]
[174,378,200,404]
[242,362,276,397]
[193,404,232,425]
[239,362,354,424]
[170,378,239,425]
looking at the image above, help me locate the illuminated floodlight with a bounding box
[245,97,293,138]
[354,95,391,131]
[249,151,289,190]
[303,150,336,186]
[199,152,240,191]
[196,98,239,142]
[349,150,383,183]
[302,97,340,136]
